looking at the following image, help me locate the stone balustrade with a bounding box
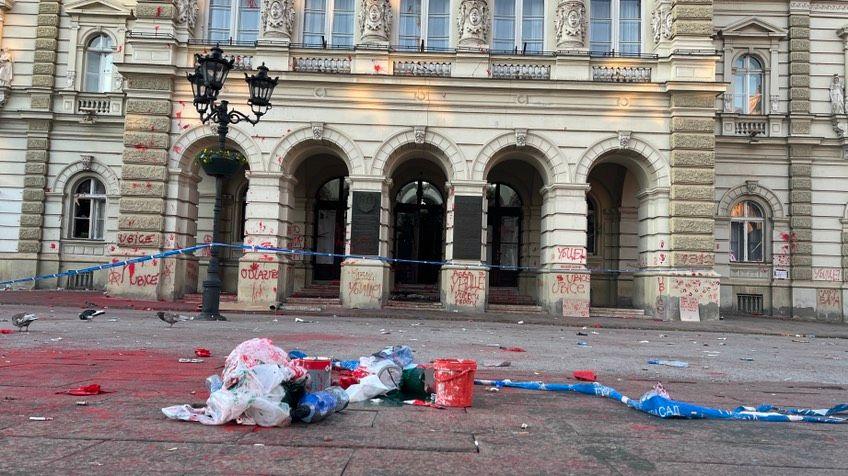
[592,66,652,83]
[490,62,551,80]
[393,61,452,77]
[291,56,352,74]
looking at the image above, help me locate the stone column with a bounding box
[457,0,490,49]
[660,92,720,321]
[669,0,714,51]
[340,176,390,309]
[259,0,295,42]
[15,0,60,287]
[237,172,295,305]
[538,184,591,317]
[554,0,586,50]
[107,70,174,300]
[441,181,487,313]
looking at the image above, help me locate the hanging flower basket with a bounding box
[196,148,247,177]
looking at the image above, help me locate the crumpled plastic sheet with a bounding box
[475,379,848,424]
[162,338,307,427]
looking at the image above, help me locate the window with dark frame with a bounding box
[71,178,106,240]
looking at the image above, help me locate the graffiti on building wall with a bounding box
[551,273,590,295]
[812,267,842,282]
[450,270,486,307]
[817,288,841,309]
[677,252,714,267]
[552,246,587,265]
[117,232,158,246]
[670,276,720,303]
[346,270,382,300]
[562,298,590,318]
[107,261,166,288]
[241,263,279,301]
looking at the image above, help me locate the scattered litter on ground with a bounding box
[576,332,588,336]
[50,337,62,342]
[107,318,118,322]
[520,423,529,429]
[573,370,597,382]
[499,346,525,352]
[639,340,650,344]
[483,360,511,367]
[194,348,212,358]
[0,329,15,334]
[647,359,689,368]
[57,384,109,396]
[403,399,444,409]
[517,321,524,324]
[486,387,500,392]
[577,341,590,347]
[178,358,204,363]
[75,401,87,406]
[379,329,390,334]
[475,379,848,424]
[740,357,755,362]
[167,447,179,452]
[28,416,53,421]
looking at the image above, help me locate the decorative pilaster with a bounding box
[457,0,489,49]
[554,0,586,50]
[340,176,390,309]
[651,0,672,49]
[260,0,295,42]
[789,3,811,133]
[664,92,720,321]
[442,181,487,313]
[107,69,174,300]
[358,0,392,45]
[538,184,591,317]
[669,0,713,51]
[237,172,294,305]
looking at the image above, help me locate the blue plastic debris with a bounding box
[474,379,848,424]
[647,359,689,368]
[288,349,308,360]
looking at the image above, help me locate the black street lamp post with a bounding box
[188,45,279,321]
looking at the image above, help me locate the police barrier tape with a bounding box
[474,379,848,424]
[0,242,714,287]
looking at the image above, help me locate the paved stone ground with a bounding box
[1,303,847,475]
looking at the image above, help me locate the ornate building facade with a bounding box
[0,0,845,323]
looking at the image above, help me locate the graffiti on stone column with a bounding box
[287,223,304,261]
[552,246,587,265]
[241,263,280,301]
[678,252,713,267]
[346,270,382,300]
[670,276,720,302]
[551,273,589,295]
[107,261,162,287]
[450,270,486,307]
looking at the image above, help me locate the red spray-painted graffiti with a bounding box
[346,270,382,300]
[551,273,590,295]
[552,247,587,265]
[450,270,486,307]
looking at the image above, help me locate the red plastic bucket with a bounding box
[433,359,477,408]
[294,357,332,392]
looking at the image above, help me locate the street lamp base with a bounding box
[197,312,227,321]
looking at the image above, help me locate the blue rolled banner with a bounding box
[474,379,848,424]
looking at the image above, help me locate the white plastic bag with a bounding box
[345,374,391,403]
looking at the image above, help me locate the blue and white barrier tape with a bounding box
[0,241,713,287]
[475,379,848,424]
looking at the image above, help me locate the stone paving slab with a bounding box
[0,437,104,474]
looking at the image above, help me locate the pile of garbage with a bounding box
[162,338,433,427]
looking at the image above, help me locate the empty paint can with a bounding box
[295,357,333,392]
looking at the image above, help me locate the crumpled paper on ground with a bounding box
[162,338,307,427]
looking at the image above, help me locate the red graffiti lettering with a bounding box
[553,246,587,264]
[551,273,590,295]
[347,270,381,299]
[450,270,486,306]
[812,268,842,282]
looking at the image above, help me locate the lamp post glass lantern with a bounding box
[188,45,279,321]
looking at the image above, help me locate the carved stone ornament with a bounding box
[175,0,199,30]
[312,122,324,140]
[414,126,426,144]
[745,180,759,194]
[457,0,490,48]
[723,93,734,113]
[515,128,527,147]
[618,130,632,148]
[66,71,76,90]
[555,1,585,49]
[651,0,672,44]
[769,95,779,114]
[80,155,94,171]
[831,74,845,115]
[359,0,392,44]
[0,48,13,88]
[261,0,295,40]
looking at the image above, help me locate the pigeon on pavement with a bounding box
[79,309,105,320]
[12,313,37,332]
[157,311,190,327]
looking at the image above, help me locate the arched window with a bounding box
[84,34,114,93]
[733,55,764,115]
[396,180,443,206]
[590,0,641,54]
[209,0,260,42]
[587,197,597,255]
[730,200,765,262]
[70,177,107,240]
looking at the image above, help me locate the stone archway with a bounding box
[371,127,467,180]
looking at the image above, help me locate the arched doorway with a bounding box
[312,177,349,281]
[487,183,522,287]
[394,179,445,285]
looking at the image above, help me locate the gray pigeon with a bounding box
[12,313,37,332]
[157,311,190,327]
[79,309,105,320]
